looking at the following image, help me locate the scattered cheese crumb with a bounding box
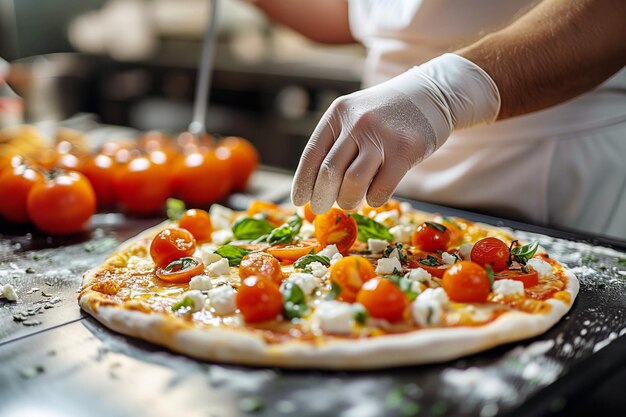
[196,246,223,266]
[312,301,354,334]
[458,243,473,261]
[180,290,206,312]
[441,252,458,265]
[493,279,525,298]
[375,257,402,275]
[318,245,340,259]
[0,284,18,301]
[367,239,388,254]
[411,288,448,326]
[406,268,434,286]
[206,258,230,277]
[286,273,320,295]
[330,252,343,265]
[307,261,328,279]
[189,274,212,291]
[208,285,237,315]
[527,258,554,279]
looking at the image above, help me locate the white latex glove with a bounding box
[291,53,501,213]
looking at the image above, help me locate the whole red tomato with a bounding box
[115,156,172,215]
[0,157,43,223]
[26,170,96,234]
[173,149,231,206]
[217,137,259,192]
[82,154,118,208]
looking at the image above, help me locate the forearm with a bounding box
[254,0,354,44]
[457,0,626,120]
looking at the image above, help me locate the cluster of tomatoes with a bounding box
[0,131,259,235]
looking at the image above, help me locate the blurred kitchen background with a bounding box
[0,0,365,169]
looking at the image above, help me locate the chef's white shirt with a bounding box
[347,0,626,239]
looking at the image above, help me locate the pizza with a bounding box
[79,199,579,369]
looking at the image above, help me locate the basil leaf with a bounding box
[294,254,330,269]
[167,198,186,222]
[419,255,441,267]
[267,215,302,245]
[281,281,308,319]
[326,281,342,300]
[172,296,194,312]
[485,265,494,289]
[510,241,539,265]
[164,257,198,272]
[424,221,447,233]
[353,304,368,325]
[351,213,393,242]
[232,218,275,240]
[215,245,250,266]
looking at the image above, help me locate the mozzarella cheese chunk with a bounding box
[209,204,235,230]
[387,248,401,261]
[208,285,237,315]
[411,288,449,326]
[307,261,328,279]
[389,225,412,243]
[458,243,473,261]
[318,244,340,259]
[367,239,388,254]
[206,258,230,277]
[407,267,434,285]
[299,221,315,239]
[527,258,555,279]
[492,279,525,298]
[180,290,206,312]
[211,229,234,245]
[374,210,399,228]
[330,252,343,265]
[196,246,223,266]
[286,273,320,295]
[189,274,212,291]
[0,284,18,301]
[376,257,402,275]
[441,252,457,266]
[312,301,354,334]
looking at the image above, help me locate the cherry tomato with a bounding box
[81,154,118,208]
[471,237,510,272]
[357,278,409,322]
[237,276,283,323]
[217,136,259,192]
[240,252,283,284]
[265,242,320,264]
[139,131,176,154]
[247,200,287,227]
[156,256,205,284]
[442,261,491,303]
[0,158,43,223]
[173,150,231,207]
[439,217,464,247]
[178,209,212,243]
[329,255,377,303]
[115,156,172,215]
[407,252,451,278]
[302,202,316,223]
[27,170,96,235]
[360,199,402,218]
[314,208,358,255]
[412,222,451,252]
[150,227,197,268]
[495,268,539,288]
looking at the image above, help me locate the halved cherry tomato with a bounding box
[247,200,287,227]
[173,149,231,207]
[302,202,316,223]
[495,268,539,288]
[265,242,319,264]
[178,209,212,243]
[329,255,377,303]
[156,256,205,284]
[412,222,451,252]
[357,278,409,322]
[150,228,196,267]
[315,208,358,255]
[217,136,259,192]
[82,154,118,208]
[237,276,282,323]
[407,252,450,278]
[442,261,490,303]
[360,199,402,218]
[471,237,510,272]
[0,158,43,223]
[26,170,96,235]
[239,252,283,284]
[115,156,172,215]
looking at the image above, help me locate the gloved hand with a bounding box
[291,53,501,213]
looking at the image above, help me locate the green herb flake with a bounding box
[353,304,368,325]
[215,245,251,266]
[485,265,495,289]
[419,255,441,267]
[581,254,599,265]
[172,296,195,312]
[294,254,330,269]
[384,243,408,264]
[617,258,626,266]
[239,396,265,413]
[424,221,447,233]
[166,198,186,222]
[19,365,45,379]
[351,213,393,242]
[326,281,342,300]
[25,267,35,274]
[232,217,275,240]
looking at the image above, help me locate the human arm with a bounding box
[292,0,626,213]
[253,0,354,44]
